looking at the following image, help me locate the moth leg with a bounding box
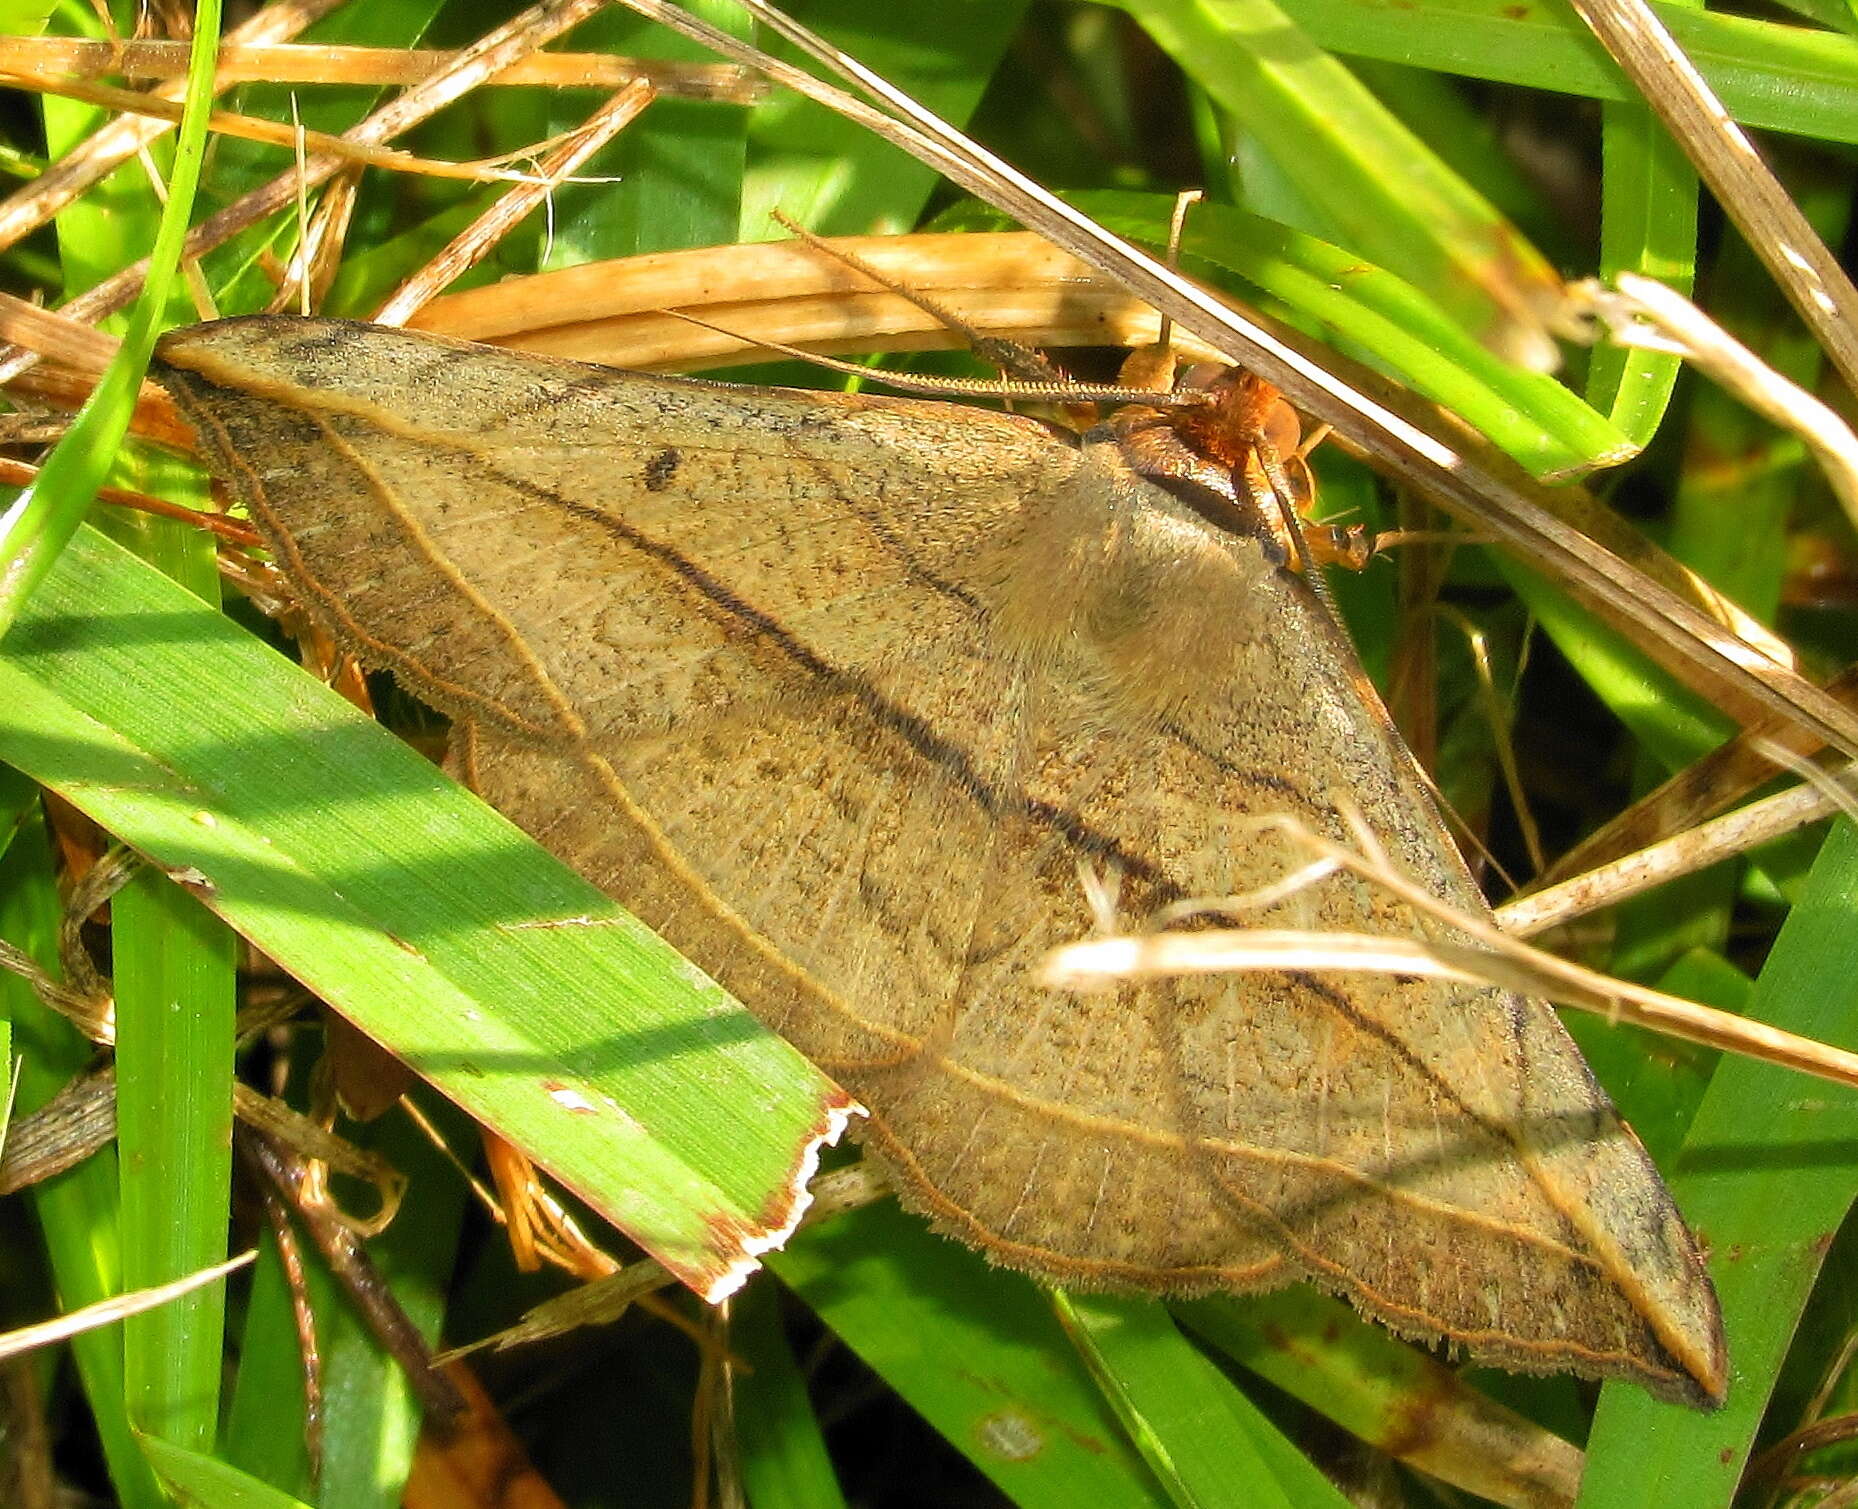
[1265,435,1371,572]
[1116,188,1205,394]
[1297,517,1373,572]
[1244,396,1375,577]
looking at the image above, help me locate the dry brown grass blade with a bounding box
[0,0,614,383]
[276,162,361,317]
[0,1067,116,1198]
[1542,664,1858,883]
[0,456,261,546]
[374,79,656,326]
[1558,0,1858,399]
[1508,267,1858,910]
[0,35,765,102]
[1040,817,1858,1093]
[1500,776,1842,938]
[0,1252,255,1364]
[1584,273,1858,534]
[0,0,345,255]
[231,1084,407,1238]
[607,0,1858,771]
[406,232,1229,369]
[0,290,121,380]
[0,67,558,184]
[0,289,185,441]
[1048,925,1858,1092]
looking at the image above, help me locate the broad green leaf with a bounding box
[0,525,854,1302]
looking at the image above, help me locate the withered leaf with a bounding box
[153,316,1725,1407]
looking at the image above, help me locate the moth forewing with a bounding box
[152,314,1726,1408]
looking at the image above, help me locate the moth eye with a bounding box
[1175,361,1228,392]
[1146,472,1288,565]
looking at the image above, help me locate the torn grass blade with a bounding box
[0,523,858,1300]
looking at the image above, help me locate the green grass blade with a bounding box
[1562,948,1738,1173]
[768,1198,1173,1507]
[540,1,750,264]
[1502,563,1733,773]
[744,0,1032,235]
[101,93,244,1448]
[732,1280,849,1509]
[114,868,237,1449]
[0,524,853,1301]
[141,1431,317,1509]
[1110,0,1563,363]
[1585,107,1696,451]
[106,464,242,1454]
[0,800,163,1509]
[1350,58,1569,260]
[220,1240,323,1500]
[0,0,218,631]
[1271,0,1858,143]
[1054,1292,1353,1509]
[0,2,56,37]
[1578,821,1858,1507]
[1178,1290,1585,1507]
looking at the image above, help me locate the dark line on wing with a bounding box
[798,450,988,616]
[484,462,1175,892]
[1159,717,1305,806]
[1298,971,1514,1146]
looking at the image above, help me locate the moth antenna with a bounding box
[770,208,1068,386]
[654,307,1193,407]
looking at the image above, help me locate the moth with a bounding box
[152,313,1726,1406]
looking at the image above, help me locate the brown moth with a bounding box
[152,315,1726,1407]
